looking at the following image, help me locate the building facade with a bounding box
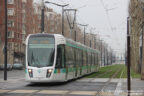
[0,0,40,65]
[0,0,105,67]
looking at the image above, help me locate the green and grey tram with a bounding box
[25,33,100,82]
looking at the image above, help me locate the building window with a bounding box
[8,8,15,16]
[22,24,25,30]
[8,31,14,38]
[38,23,41,29]
[22,0,27,3]
[38,15,41,20]
[8,0,14,4]
[50,21,54,26]
[22,14,26,23]
[17,34,20,39]
[8,42,14,50]
[22,30,26,34]
[22,34,25,40]
[8,20,14,27]
[50,29,54,33]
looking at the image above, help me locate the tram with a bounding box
[25,33,100,82]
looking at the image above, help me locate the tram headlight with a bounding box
[28,69,33,78]
[48,69,53,73]
[28,69,32,73]
[46,69,53,78]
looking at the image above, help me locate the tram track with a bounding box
[61,66,121,96]
[88,70,113,83]
[94,66,123,96]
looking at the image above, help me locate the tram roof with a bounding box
[27,33,100,53]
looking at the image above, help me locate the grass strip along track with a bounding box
[86,64,141,78]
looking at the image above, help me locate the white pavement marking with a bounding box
[69,91,97,95]
[77,78,109,82]
[92,78,109,82]
[0,78,24,83]
[99,92,114,96]
[0,90,10,93]
[110,79,120,83]
[114,79,122,96]
[114,67,125,96]
[8,90,38,93]
[0,89,134,95]
[38,90,69,94]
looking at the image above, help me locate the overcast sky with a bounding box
[36,0,130,56]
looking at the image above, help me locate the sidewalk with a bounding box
[121,79,144,91]
[78,78,144,95]
[0,70,26,89]
[114,78,144,96]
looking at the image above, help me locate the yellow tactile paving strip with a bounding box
[8,90,38,93]
[0,90,10,93]
[99,92,114,96]
[38,90,69,94]
[69,91,97,95]
[0,89,143,96]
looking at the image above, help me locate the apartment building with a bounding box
[0,0,96,66]
[0,0,39,65]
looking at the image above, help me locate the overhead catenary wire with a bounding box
[99,0,114,33]
[59,0,87,26]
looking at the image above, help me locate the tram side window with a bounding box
[88,52,90,66]
[79,50,83,67]
[86,51,88,66]
[93,53,95,65]
[65,46,74,67]
[95,54,97,65]
[93,53,96,65]
[83,51,87,66]
[56,45,64,68]
[91,53,93,66]
[75,48,79,67]
[98,54,100,65]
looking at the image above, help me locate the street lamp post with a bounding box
[4,0,8,80]
[127,17,131,96]
[89,30,92,48]
[100,40,103,66]
[84,26,86,45]
[77,24,88,45]
[89,27,96,48]
[45,1,69,36]
[41,0,45,33]
[94,35,96,49]
[64,9,77,40]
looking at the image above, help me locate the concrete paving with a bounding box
[0,70,144,96]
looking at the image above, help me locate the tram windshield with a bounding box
[28,36,55,67]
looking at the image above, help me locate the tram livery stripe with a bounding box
[54,68,66,73]
[54,65,98,74]
[66,42,99,53]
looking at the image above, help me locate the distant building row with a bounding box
[0,0,103,65]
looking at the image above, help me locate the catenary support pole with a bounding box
[4,0,8,80]
[41,0,44,33]
[127,17,131,96]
